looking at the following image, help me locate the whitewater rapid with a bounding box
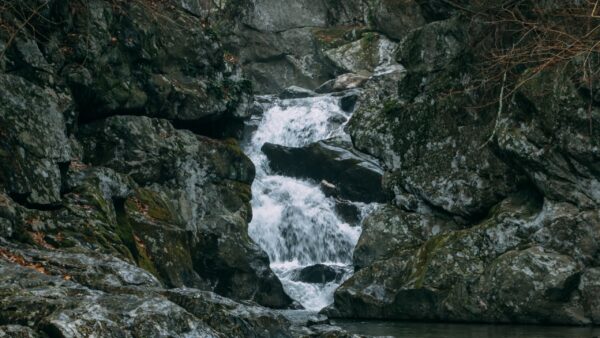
[243,95,374,310]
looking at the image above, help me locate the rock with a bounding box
[0,241,162,292]
[348,18,517,219]
[353,205,458,270]
[164,288,294,338]
[396,16,466,73]
[339,92,360,112]
[227,23,341,94]
[0,260,295,337]
[368,0,426,40]
[415,0,464,21]
[294,264,347,284]
[262,137,386,203]
[327,188,600,324]
[301,324,357,338]
[320,180,340,198]
[496,65,600,209]
[0,325,40,338]
[531,202,600,266]
[333,199,361,226]
[467,246,585,324]
[0,0,299,334]
[220,0,395,93]
[56,0,250,122]
[315,74,369,94]
[581,268,600,323]
[0,262,220,337]
[77,116,292,308]
[0,74,72,206]
[279,86,317,99]
[242,0,331,32]
[324,33,398,74]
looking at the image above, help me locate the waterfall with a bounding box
[243,95,374,310]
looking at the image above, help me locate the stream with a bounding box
[243,94,374,310]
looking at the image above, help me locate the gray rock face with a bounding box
[323,33,398,74]
[367,0,426,40]
[0,325,40,338]
[220,0,424,93]
[279,86,317,99]
[496,66,600,209]
[0,0,297,334]
[0,259,292,337]
[329,192,595,324]
[327,8,600,326]
[353,205,458,270]
[348,18,517,219]
[77,116,291,308]
[54,0,250,122]
[243,0,330,32]
[0,74,72,205]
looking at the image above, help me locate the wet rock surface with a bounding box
[0,0,296,335]
[218,0,426,93]
[279,86,318,99]
[292,264,348,284]
[2,0,600,334]
[325,4,600,325]
[262,136,386,203]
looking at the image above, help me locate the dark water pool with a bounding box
[331,320,600,338]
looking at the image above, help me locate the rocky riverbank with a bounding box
[1,0,599,336]
[0,0,343,336]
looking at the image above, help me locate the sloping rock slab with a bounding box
[262,136,386,203]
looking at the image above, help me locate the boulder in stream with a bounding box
[293,264,348,284]
[279,86,318,99]
[262,136,386,203]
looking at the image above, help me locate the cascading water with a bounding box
[243,95,374,311]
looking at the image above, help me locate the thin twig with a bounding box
[480,71,508,149]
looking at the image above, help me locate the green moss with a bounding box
[312,26,367,49]
[411,232,455,288]
[115,205,138,257]
[382,99,401,115]
[115,198,160,278]
[127,188,174,223]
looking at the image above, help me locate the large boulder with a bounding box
[220,0,426,93]
[327,192,594,324]
[60,0,250,122]
[323,33,398,75]
[262,136,386,203]
[222,0,367,93]
[1,0,251,123]
[328,11,600,325]
[353,205,458,270]
[217,0,432,94]
[242,0,330,32]
[0,258,293,337]
[366,0,426,41]
[347,18,518,219]
[224,26,333,94]
[77,116,291,308]
[496,65,600,209]
[0,74,72,206]
[292,264,348,284]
